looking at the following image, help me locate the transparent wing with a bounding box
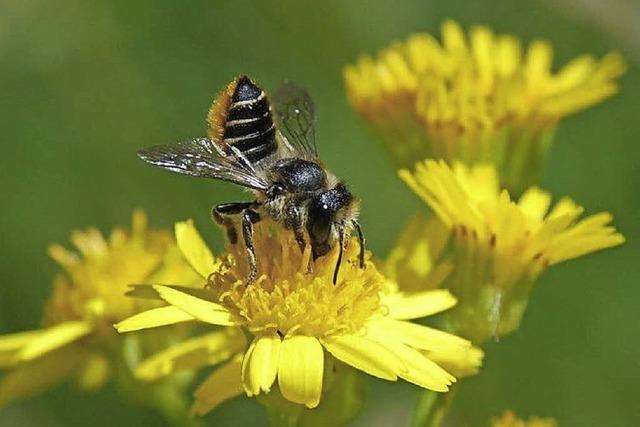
[137,138,270,191]
[272,81,318,158]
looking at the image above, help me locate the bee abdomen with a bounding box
[222,76,277,162]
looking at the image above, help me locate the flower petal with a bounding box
[0,331,43,367]
[321,334,404,381]
[0,345,88,407]
[76,353,111,391]
[0,330,43,351]
[136,328,246,381]
[277,336,324,408]
[383,289,457,320]
[242,334,281,396]
[125,284,212,301]
[369,319,470,354]
[191,354,244,416]
[389,342,455,392]
[115,306,195,333]
[17,321,92,362]
[518,187,552,221]
[153,285,236,326]
[175,220,218,278]
[427,345,484,378]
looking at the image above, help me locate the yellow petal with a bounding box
[277,336,324,408]
[389,342,455,392]
[136,329,245,382]
[0,331,44,367]
[76,353,111,391]
[131,208,148,237]
[147,245,203,287]
[321,334,404,381]
[518,187,552,221]
[383,289,457,320]
[427,345,484,378]
[115,305,195,333]
[191,354,244,416]
[175,220,218,278]
[370,319,470,354]
[383,212,452,293]
[525,40,553,82]
[492,410,558,427]
[242,334,281,396]
[17,321,92,362]
[153,285,236,326]
[442,19,467,54]
[0,330,43,351]
[0,345,88,407]
[125,284,211,301]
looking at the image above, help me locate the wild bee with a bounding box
[138,76,364,283]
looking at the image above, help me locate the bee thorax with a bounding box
[270,158,327,193]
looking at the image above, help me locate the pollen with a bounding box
[115,219,476,412]
[208,224,384,337]
[206,77,238,143]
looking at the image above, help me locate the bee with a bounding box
[138,76,365,283]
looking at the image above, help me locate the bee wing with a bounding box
[272,81,318,159]
[137,138,270,191]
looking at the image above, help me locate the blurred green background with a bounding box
[0,0,638,426]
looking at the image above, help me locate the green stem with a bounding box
[267,406,304,427]
[410,386,458,427]
[145,382,204,427]
[109,334,203,427]
[258,390,303,427]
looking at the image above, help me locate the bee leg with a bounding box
[212,202,257,245]
[306,254,314,275]
[332,226,346,285]
[352,220,366,269]
[288,205,306,253]
[287,206,311,273]
[241,209,261,284]
[294,226,306,253]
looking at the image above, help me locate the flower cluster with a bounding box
[492,410,557,427]
[400,160,623,342]
[1,18,628,426]
[344,19,625,192]
[116,220,480,414]
[0,211,200,407]
[343,18,625,424]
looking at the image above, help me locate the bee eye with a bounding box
[322,204,329,210]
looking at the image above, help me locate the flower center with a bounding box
[208,225,384,337]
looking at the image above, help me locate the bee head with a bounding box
[307,183,359,259]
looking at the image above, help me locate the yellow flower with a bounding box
[399,160,624,342]
[492,410,557,427]
[116,220,477,414]
[383,212,452,294]
[381,212,483,377]
[344,19,625,193]
[0,210,200,406]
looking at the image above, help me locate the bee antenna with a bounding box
[352,220,366,269]
[332,226,345,285]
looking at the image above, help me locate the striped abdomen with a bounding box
[208,76,277,163]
